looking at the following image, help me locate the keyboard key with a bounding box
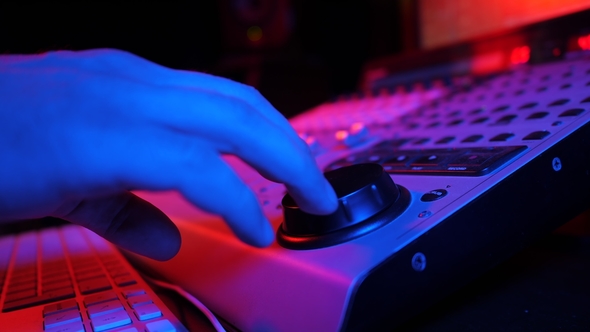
[127,294,153,308]
[113,274,137,287]
[87,299,124,319]
[122,289,146,299]
[107,266,129,278]
[5,288,37,302]
[4,287,76,312]
[45,321,85,332]
[78,276,111,294]
[6,281,36,295]
[84,290,119,307]
[44,299,79,317]
[44,308,81,328]
[43,280,73,292]
[134,303,162,321]
[145,319,176,332]
[91,310,132,331]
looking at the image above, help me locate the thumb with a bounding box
[54,191,181,261]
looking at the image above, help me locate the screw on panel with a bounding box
[552,157,562,171]
[412,252,427,272]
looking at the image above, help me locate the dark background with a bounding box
[0,0,412,118]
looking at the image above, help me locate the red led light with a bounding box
[510,46,531,65]
[578,34,590,50]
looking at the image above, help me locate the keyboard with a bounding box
[0,224,187,332]
[128,54,590,331]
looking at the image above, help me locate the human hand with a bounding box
[0,49,338,260]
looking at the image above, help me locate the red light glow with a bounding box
[579,34,590,50]
[510,46,530,65]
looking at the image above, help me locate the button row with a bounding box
[326,146,528,176]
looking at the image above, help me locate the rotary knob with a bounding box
[278,163,410,249]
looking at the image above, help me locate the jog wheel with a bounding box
[277,163,411,249]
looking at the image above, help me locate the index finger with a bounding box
[138,85,338,215]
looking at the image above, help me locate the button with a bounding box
[490,133,515,142]
[44,299,79,317]
[91,309,131,331]
[335,122,369,147]
[491,105,510,112]
[470,117,489,124]
[134,303,162,321]
[78,276,111,294]
[558,108,585,117]
[84,291,118,307]
[461,135,483,143]
[146,319,176,332]
[412,138,430,145]
[122,289,146,299]
[44,320,85,332]
[446,119,463,126]
[493,114,517,125]
[87,299,124,319]
[113,274,136,287]
[526,112,549,119]
[411,154,442,166]
[421,189,448,202]
[127,294,153,308]
[523,131,550,140]
[44,308,81,328]
[548,98,569,106]
[518,102,538,110]
[418,211,432,218]
[435,136,455,144]
[382,154,411,167]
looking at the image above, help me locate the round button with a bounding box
[278,163,411,249]
[420,189,448,202]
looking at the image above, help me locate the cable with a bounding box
[142,274,227,332]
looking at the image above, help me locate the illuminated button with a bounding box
[44,308,81,328]
[146,319,176,332]
[87,299,124,319]
[335,122,369,147]
[299,133,321,153]
[133,303,162,321]
[91,309,131,331]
